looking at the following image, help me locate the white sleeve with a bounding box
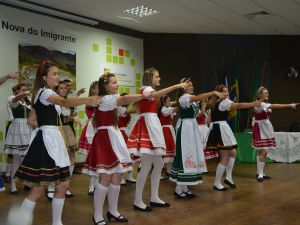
[179,94,191,108]
[161,106,173,116]
[255,102,271,113]
[219,98,233,111]
[99,95,117,111]
[39,89,57,106]
[7,95,19,108]
[142,86,154,94]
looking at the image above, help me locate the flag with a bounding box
[247,61,261,128]
[229,55,239,132]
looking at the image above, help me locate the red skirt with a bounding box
[252,123,276,149]
[83,129,131,174]
[78,123,91,154]
[162,126,175,162]
[127,117,157,152]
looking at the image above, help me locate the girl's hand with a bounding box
[290,103,299,109]
[178,81,189,90]
[143,92,152,98]
[214,91,225,99]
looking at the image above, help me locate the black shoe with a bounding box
[150,201,170,207]
[184,190,196,198]
[133,204,152,212]
[256,174,271,179]
[92,216,106,225]
[174,191,188,199]
[257,177,264,182]
[10,190,18,195]
[106,211,128,222]
[126,179,136,183]
[65,191,74,198]
[224,179,236,188]
[213,185,227,191]
[88,190,94,196]
[45,190,54,201]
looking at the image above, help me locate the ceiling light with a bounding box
[124,5,159,18]
[0,0,99,25]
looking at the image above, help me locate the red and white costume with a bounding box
[82,95,132,175]
[127,86,166,156]
[252,102,276,150]
[78,106,96,154]
[159,106,175,163]
[196,112,218,159]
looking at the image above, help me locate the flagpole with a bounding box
[247,60,256,129]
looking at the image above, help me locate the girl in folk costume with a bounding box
[82,73,150,225]
[196,100,218,165]
[252,86,298,182]
[127,67,188,212]
[206,84,260,191]
[170,78,223,199]
[118,93,138,184]
[158,95,177,176]
[46,81,81,200]
[9,61,100,225]
[78,81,99,195]
[4,83,32,194]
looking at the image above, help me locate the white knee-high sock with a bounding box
[150,156,164,203]
[175,184,183,194]
[107,183,121,216]
[225,157,235,183]
[6,162,12,177]
[134,155,152,209]
[256,156,260,174]
[11,155,22,192]
[52,198,65,225]
[214,163,226,189]
[8,198,36,225]
[69,165,74,177]
[257,161,265,178]
[94,183,109,222]
[89,176,96,192]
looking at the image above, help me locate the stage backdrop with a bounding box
[0,5,143,171]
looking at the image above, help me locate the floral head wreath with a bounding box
[257,86,266,95]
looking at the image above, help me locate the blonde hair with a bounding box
[208,84,226,110]
[256,86,267,100]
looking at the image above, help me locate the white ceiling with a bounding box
[16,0,300,34]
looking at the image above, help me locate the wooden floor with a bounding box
[1,160,300,225]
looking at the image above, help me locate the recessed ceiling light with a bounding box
[124,5,159,17]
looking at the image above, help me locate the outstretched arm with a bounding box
[116,93,150,106]
[12,91,31,103]
[230,99,261,110]
[270,103,299,110]
[48,95,101,107]
[151,82,188,98]
[190,91,224,103]
[0,72,19,85]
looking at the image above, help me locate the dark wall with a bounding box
[144,34,300,131]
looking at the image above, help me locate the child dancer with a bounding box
[196,100,219,166]
[206,84,260,191]
[127,67,188,212]
[158,95,177,177]
[82,73,150,225]
[8,60,99,225]
[118,93,137,184]
[170,78,223,199]
[46,81,81,200]
[252,86,298,182]
[4,83,32,194]
[78,81,99,195]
